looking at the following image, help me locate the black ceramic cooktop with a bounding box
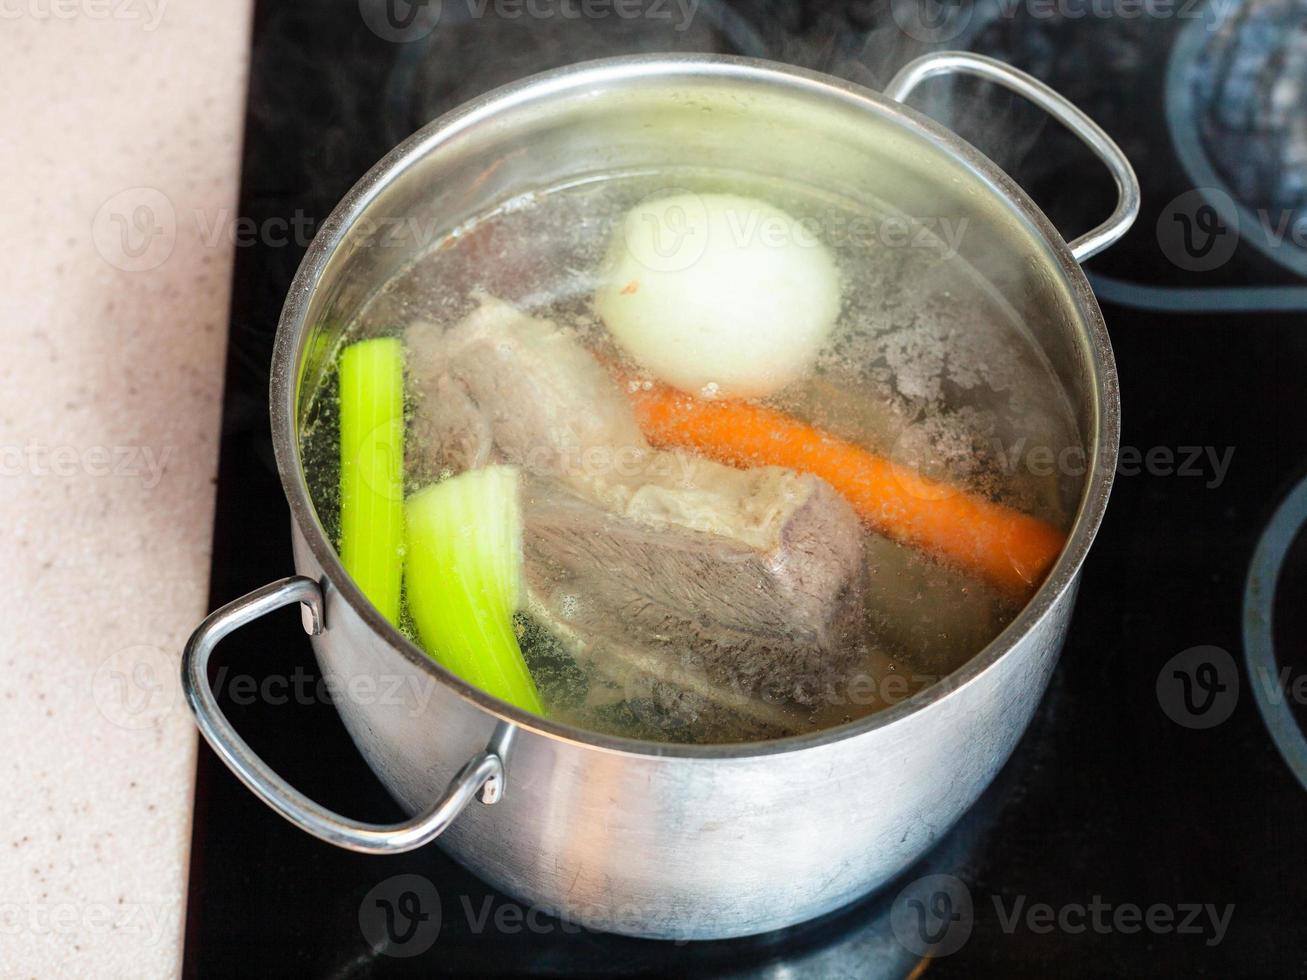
[185,2,1307,976]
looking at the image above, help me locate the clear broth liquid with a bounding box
[301,170,1082,744]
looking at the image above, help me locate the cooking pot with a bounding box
[182,52,1138,941]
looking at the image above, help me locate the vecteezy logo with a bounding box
[621,188,710,275]
[643,205,691,259]
[1157,645,1239,730]
[92,645,177,730]
[91,187,176,272]
[890,0,973,44]
[1156,188,1239,273]
[890,873,974,957]
[358,0,442,42]
[359,874,441,957]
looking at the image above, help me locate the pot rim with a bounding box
[270,53,1120,762]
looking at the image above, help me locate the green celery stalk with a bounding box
[338,337,405,625]
[404,466,543,715]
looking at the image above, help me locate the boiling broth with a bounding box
[300,170,1082,744]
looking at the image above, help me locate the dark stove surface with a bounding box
[185,3,1307,976]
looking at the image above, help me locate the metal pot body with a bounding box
[298,524,1076,938]
[184,53,1135,941]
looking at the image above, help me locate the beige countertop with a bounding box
[0,3,253,975]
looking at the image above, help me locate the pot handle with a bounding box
[884,51,1140,263]
[181,575,505,854]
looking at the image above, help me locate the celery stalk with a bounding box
[338,337,405,625]
[405,466,543,715]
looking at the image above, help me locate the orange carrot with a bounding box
[621,378,1067,596]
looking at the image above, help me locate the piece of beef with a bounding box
[407,296,869,710]
[406,294,647,494]
[521,475,865,706]
[518,603,807,742]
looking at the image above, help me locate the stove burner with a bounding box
[1167,0,1307,278]
[1243,473,1307,793]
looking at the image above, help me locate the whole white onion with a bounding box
[594,193,842,399]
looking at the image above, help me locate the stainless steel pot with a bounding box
[183,52,1138,940]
